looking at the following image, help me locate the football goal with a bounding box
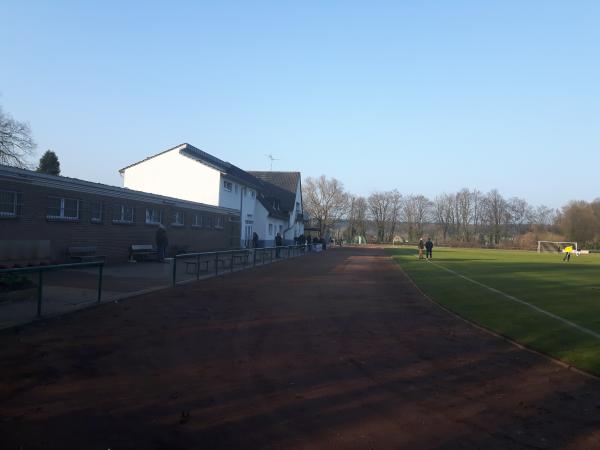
[537,241,578,253]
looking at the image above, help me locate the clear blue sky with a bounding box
[2,1,598,208]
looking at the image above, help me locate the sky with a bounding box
[1,1,599,209]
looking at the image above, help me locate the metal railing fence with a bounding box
[173,245,308,286]
[0,261,105,318]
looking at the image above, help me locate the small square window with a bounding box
[192,213,203,228]
[223,181,233,192]
[214,216,224,229]
[91,202,103,223]
[172,211,184,226]
[113,204,134,223]
[0,190,20,217]
[145,208,162,225]
[47,196,80,220]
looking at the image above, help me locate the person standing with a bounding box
[156,224,168,262]
[418,238,425,259]
[275,232,283,258]
[563,245,573,262]
[252,231,259,248]
[425,237,433,259]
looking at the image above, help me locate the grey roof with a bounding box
[0,164,238,215]
[248,171,300,194]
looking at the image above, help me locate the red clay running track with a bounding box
[2,247,600,449]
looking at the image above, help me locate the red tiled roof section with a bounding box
[248,171,300,194]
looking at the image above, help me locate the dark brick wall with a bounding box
[0,179,240,264]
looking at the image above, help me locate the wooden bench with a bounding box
[67,246,106,262]
[129,244,158,262]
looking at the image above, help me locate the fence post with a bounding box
[253,249,257,267]
[97,264,103,303]
[215,252,219,276]
[196,254,200,280]
[262,249,265,265]
[172,256,177,287]
[37,270,43,318]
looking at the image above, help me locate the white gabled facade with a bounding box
[121,145,221,205]
[120,144,303,249]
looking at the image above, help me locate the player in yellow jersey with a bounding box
[563,245,573,262]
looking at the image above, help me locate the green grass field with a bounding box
[387,246,600,375]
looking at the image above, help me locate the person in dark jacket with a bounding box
[275,232,283,258]
[252,232,259,248]
[156,224,168,262]
[425,237,433,259]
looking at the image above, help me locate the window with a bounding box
[268,223,273,235]
[172,211,184,226]
[47,196,80,220]
[90,202,103,223]
[112,204,134,223]
[279,225,283,234]
[145,208,162,225]
[204,215,213,228]
[223,181,233,192]
[192,213,203,228]
[214,216,224,229]
[234,184,239,194]
[0,190,20,218]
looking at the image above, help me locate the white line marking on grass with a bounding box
[429,260,600,340]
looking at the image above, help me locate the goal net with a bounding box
[537,241,578,253]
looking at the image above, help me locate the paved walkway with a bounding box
[1,247,600,449]
[0,248,303,329]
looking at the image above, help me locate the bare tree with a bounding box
[0,105,36,168]
[386,190,403,242]
[368,191,391,242]
[302,175,350,236]
[347,195,368,240]
[483,189,507,245]
[402,195,432,241]
[433,193,454,242]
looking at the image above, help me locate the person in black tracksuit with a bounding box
[425,237,433,259]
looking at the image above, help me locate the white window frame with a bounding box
[172,211,185,226]
[192,213,203,228]
[214,216,224,229]
[145,208,162,225]
[90,201,103,223]
[268,223,273,235]
[112,204,134,224]
[223,180,233,192]
[0,190,18,217]
[46,196,80,220]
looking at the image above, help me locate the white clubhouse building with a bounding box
[120,143,304,247]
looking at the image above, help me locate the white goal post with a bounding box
[537,241,578,253]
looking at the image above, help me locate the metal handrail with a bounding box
[172,245,308,286]
[0,261,105,317]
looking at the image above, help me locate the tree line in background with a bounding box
[303,176,600,250]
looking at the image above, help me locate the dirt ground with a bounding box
[2,247,600,450]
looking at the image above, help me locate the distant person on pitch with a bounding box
[156,224,168,262]
[425,237,433,259]
[563,245,573,262]
[418,238,425,259]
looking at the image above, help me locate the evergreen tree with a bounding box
[36,150,60,175]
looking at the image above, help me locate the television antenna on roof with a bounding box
[266,154,280,171]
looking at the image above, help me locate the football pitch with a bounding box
[387,246,600,375]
